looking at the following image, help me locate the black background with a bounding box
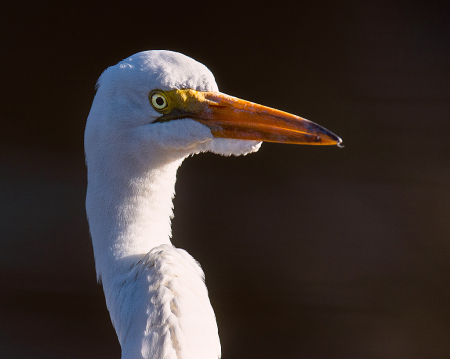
[1,1,450,358]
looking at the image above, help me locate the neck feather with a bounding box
[86,151,221,359]
[86,151,183,281]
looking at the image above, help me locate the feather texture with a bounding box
[111,245,220,359]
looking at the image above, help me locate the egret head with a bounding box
[85,50,341,165]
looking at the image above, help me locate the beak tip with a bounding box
[323,129,343,147]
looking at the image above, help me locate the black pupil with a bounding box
[155,96,164,106]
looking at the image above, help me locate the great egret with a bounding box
[85,50,342,359]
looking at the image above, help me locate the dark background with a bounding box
[1,1,450,358]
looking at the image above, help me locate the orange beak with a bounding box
[154,89,343,146]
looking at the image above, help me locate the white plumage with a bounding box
[85,50,341,359]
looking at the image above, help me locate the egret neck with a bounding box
[86,148,185,282]
[86,145,222,358]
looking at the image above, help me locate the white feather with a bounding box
[85,50,261,359]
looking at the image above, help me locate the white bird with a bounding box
[85,50,342,359]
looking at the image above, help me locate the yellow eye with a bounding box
[150,92,168,110]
